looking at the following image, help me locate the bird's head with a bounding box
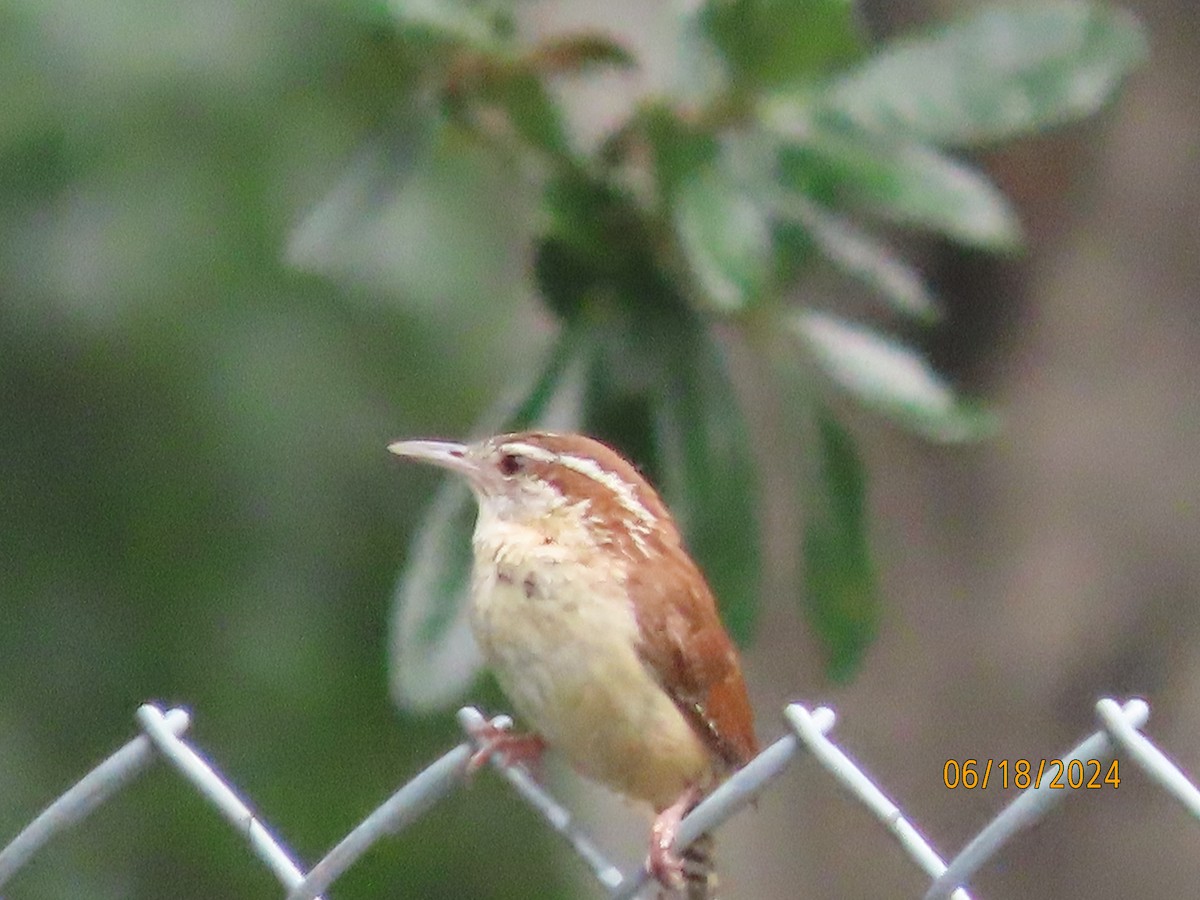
[388,431,677,553]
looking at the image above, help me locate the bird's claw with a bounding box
[647,844,686,890]
[465,718,546,776]
[647,787,698,890]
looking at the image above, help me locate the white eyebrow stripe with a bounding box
[557,453,656,527]
[499,441,659,530]
[499,441,557,463]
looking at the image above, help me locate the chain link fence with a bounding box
[1,696,1196,898]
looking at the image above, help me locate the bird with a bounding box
[389,431,757,898]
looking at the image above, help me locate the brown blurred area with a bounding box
[753,0,1200,895]
[523,0,1200,896]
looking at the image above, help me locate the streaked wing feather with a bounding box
[628,546,758,769]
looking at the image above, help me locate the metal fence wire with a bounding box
[2,697,1198,898]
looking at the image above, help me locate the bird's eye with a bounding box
[498,453,522,476]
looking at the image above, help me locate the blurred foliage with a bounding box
[1,1,557,898]
[382,0,1144,707]
[0,0,1142,898]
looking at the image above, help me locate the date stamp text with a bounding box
[943,758,1120,790]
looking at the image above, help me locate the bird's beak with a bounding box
[388,439,478,482]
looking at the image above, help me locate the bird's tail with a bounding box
[658,832,718,900]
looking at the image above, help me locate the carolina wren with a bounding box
[389,431,757,897]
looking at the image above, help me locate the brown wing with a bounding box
[628,544,758,769]
[514,430,757,766]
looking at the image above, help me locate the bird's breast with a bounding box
[469,523,711,809]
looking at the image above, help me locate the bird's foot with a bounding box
[647,786,701,890]
[465,717,546,776]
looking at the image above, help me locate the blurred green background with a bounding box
[1,1,562,897]
[3,0,1199,898]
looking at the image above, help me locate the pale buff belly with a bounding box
[470,562,711,811]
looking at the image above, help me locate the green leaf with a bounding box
[804,407,877,680]
[287,115,527,303]
[539,174,618,253]
[629,108,772,313]
[533,174,659,321]
[771,192,939,321]
[582,325,659,469]
[493,69,570,158]
[822,1,1147,146]
[389,329,588,711]
[287,116,434,279]
[791,311,997,442]
[637,104,719,201]
[504,324,592,430]
[771,114,1021,249]
[699,0,865,89]
[582,303,760,644]
[388,0,512,51]
[674,159,773,313]
[389,476,482,712]
[654,326,761,644]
